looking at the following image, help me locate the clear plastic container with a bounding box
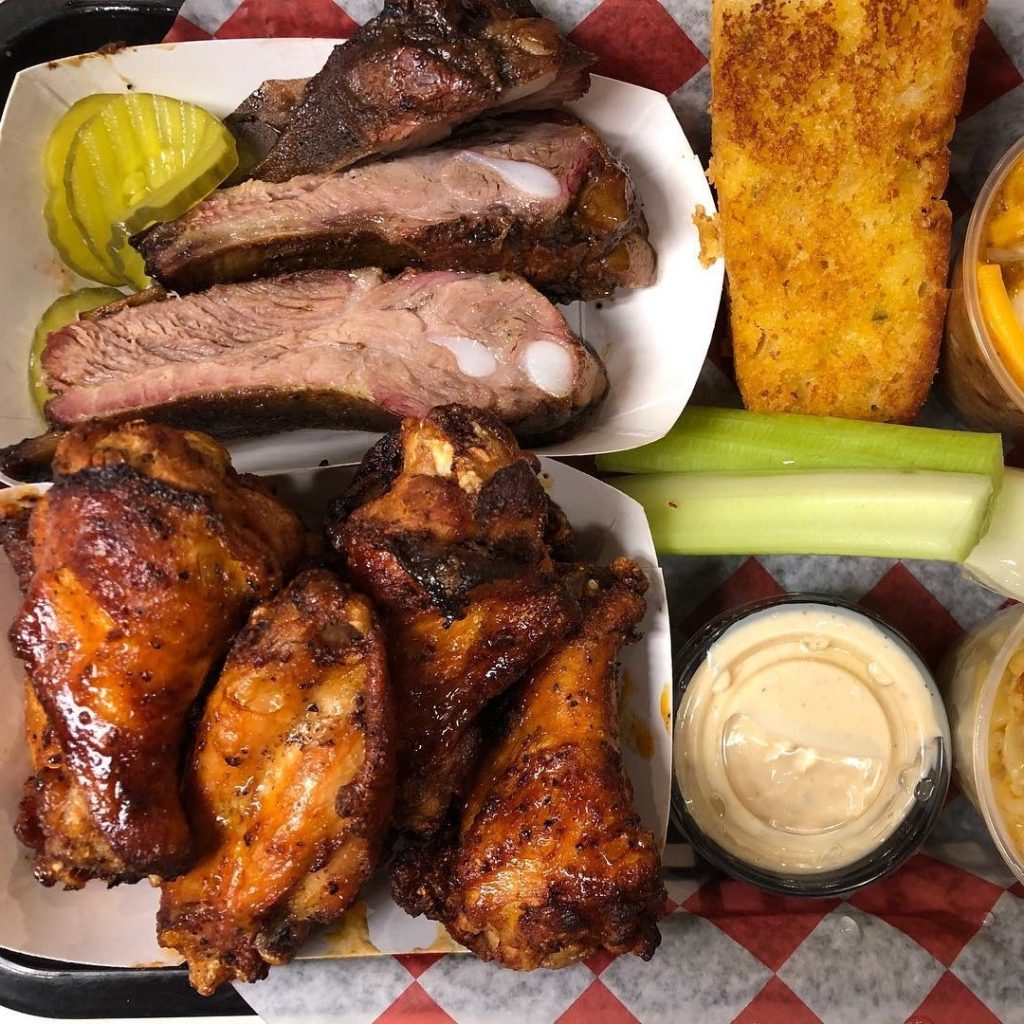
[939,604,1024,885]
[672,594,951,898]
[942,134,1024,440]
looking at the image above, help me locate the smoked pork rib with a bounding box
[134,114,655,302]
[222,78,308,184]
[7,422,304,887]
[39,269,607,446]
[247,0,592,182]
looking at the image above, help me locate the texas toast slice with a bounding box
[710,0,985,421]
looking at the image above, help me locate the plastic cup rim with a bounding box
[962,133,1024,410]
[970,605,1024,886]
[670,592,951,898]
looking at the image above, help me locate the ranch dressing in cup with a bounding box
[673,598,950,896]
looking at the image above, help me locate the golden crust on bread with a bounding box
[710,0,985,421]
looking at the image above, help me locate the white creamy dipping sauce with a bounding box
[674,604,948,874]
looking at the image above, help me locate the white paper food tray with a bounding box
[0,38,722,475]
[0,457,672,966]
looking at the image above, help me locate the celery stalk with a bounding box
[964,468,1024,601]
[613,470,994,562]
[597,407,1004,484]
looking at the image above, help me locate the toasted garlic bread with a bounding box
[710,0,985,421]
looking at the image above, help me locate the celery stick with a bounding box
[964,468,1024,601]
[613,470,993,562]
[597,407,1004,483]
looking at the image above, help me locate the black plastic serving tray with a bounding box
[0,7,253,1015]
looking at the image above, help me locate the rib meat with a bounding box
[38,269,605,446]
[327,405,580,834]
[6,422,304,887]
[159,569,395,994]
[133,114,655,303]
[391,559,666,968]
[247,0,592,182]
[222,78,308,184]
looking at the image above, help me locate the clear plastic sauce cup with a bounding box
[943,134,1024,440]
[672,595,950,898]
[940,604,1024,884]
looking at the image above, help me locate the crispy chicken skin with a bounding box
[16,681,127,884]
[0,494,38,591]
[158,569,395,995]
[327,404,579,834]
[7,421,304,888]
[391,559,666,968]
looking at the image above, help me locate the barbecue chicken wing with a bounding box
[7,421,304,888]
[392,559,666,968]
[159,569,395,994]
[327,404,579,834]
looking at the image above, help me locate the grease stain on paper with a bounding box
[132,955,182,969]
[619,670,655,759]
[35,256,78,292]
[318,900,380,957]
[413,924,465,954]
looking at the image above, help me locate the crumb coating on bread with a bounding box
[710,0,986,421]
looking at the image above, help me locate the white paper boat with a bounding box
[0,39,723,475]
[0,458,672,965]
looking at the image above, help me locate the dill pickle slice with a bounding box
[44,95,117,190]
[43,94,122,284]
[65,93,238,289]
[30,286,123,415]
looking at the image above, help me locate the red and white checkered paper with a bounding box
[163,3,1024,1021]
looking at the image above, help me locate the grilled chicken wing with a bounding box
[7,422,304,888]
[4,496,130,884]
[327,404,579,834]
[392,558,666,968]
[159,569,395,994]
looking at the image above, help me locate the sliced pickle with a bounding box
[64,93,238,289]
[44,95,117,189]
[43,94,121,284]
[30,286,123,414]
